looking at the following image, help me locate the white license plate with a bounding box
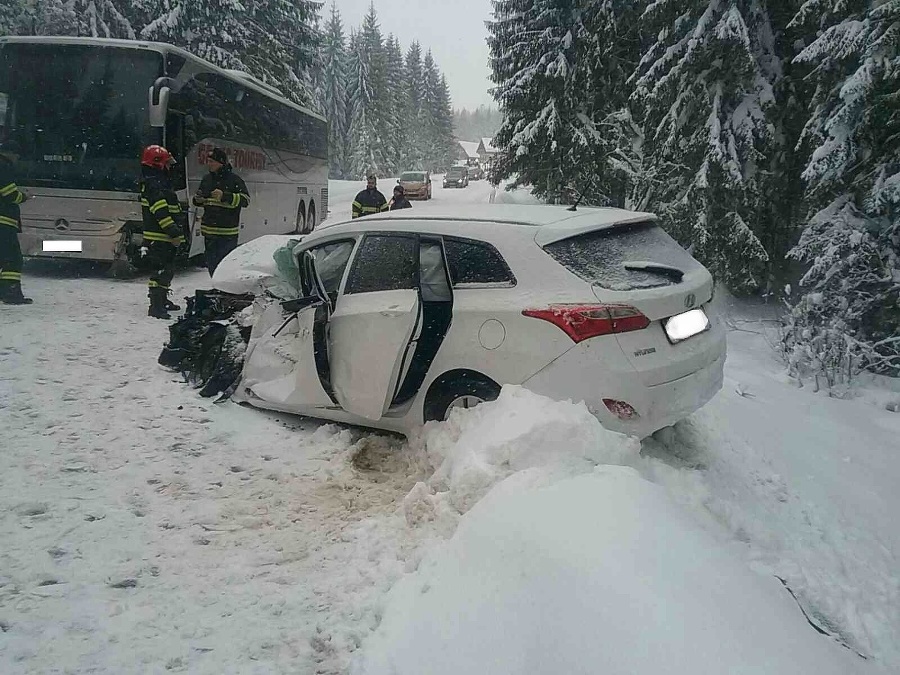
[664,308,709,343]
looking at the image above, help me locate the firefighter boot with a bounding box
[148,287,171,320]
[0,282,33,305]
[164,290,181,312]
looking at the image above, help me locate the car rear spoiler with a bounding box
[534,211,658,247]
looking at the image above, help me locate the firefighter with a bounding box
[0,146,32,305]
[140,144,185,320]
[352,173,388,218]
[193,147,250,277]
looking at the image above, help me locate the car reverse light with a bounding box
[522,304,650,343]
[603,399,639,420]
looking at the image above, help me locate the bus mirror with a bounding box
[149,77,177,128]
[148,85,170,128]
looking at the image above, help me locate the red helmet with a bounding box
[141,145,175,170]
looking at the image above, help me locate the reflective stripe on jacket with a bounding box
[352,188,388,218]
[141,173,185,245]
[192,166,249,237]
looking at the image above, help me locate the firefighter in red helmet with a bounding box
[140,145,185,319]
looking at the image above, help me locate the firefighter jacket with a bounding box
[141,170,185,246]
[0,161,27,233]
[352,188,388,218]
[389,196,412,211]
[192,166,250,237]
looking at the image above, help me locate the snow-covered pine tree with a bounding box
[2,0,133,38]
[384,34,405,174]
[347,28,381,177]
[243,0,322,106]
[141,1,253,72]
[420,50,441,170]
[487,0,604,204]
[323,2,349,178]
[434,74,457,170]
[632,0,779,294]
[403,42,425,168]
[781,0,900,381]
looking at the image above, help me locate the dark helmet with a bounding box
[141,145,175,170]
[208,147,230,166]
[394,184,405,195]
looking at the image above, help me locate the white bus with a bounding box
[0,36,328,274]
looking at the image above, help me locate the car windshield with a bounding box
[400,172,425,182]
[448,168,464,176]
[543,221,702,290]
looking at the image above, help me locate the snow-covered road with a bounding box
[1,179,898,674]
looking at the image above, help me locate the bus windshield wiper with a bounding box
[623,261,685,282]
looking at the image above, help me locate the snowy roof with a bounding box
[478,137,498,154]
[457,141,480,159]
[306,204,657,246]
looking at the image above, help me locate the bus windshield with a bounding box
[0,43,162,191]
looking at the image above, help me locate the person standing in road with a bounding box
[0,146,33,305]
[193,148,250,276]
[352,173,387,218]
[140,145,185,320]
[388,184,412,211]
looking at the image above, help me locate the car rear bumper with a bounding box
[521,337,726,439]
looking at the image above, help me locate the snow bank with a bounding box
[402,385,639,521]
[211,234,302,297]
[356,465,873,675]
[351,386,876,675]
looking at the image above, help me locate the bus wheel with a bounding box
[307,203,316,233]
[294,201,306,235]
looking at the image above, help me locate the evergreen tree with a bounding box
[323,2,349,178]
[403,42,425,167]
[421,50,441,170]
[2,0,132,37]
[632,0,779,294]
[244,0,322,105]
[487,0,598,203]
[384,34,405,173]
[347,28,381,177]
[434,74,456,169]
[782,0,900,380]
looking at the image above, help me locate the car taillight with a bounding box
[522,304,650,343]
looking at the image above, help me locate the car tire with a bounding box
[424,371,501,422]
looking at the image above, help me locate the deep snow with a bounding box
[0,179,898,674]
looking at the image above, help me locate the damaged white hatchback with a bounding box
[227,205,726,439]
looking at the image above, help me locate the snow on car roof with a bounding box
[311,204,658,246]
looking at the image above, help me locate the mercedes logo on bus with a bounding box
[684,293,696,308]
[54,218,70,231]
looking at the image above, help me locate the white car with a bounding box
[232,205,726,438]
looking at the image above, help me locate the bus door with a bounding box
[165,112,195,255]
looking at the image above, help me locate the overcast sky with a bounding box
[329,0,496,110]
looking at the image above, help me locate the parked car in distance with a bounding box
[398,171,432,200]
[467,162,484,181]
[233,205,727,440]
[443,166,469,188]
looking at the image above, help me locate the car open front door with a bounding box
[327,234,421,421]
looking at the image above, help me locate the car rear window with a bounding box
[543,221,700,290]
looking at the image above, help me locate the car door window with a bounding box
[344,234,418,294]
[302,240,355,305]
[420,241,452,302]
[443,237,516,286]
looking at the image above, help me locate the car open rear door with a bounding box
[327,234,421,421]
